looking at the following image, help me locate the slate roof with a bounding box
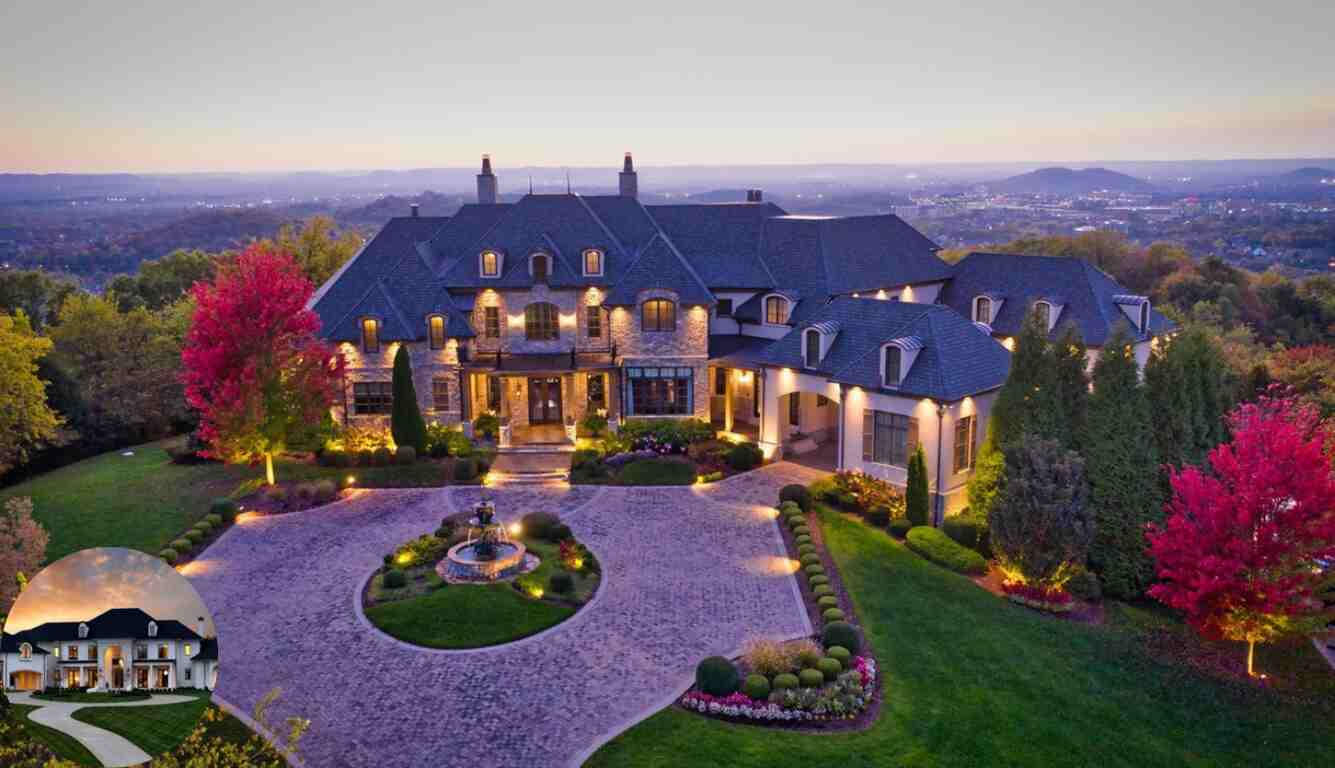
[941,252,1175,346]
[15,609,202,642]
[708,334,777,368]
[193,638,219,663]
[1,632,49,654]
[646,203,784,288]
[760,297,1011,401]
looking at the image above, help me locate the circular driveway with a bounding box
[186,463,823,768]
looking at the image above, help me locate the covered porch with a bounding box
[707,336,767,442]
[463,351,618,449]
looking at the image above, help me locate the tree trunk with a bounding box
[265,453,276,486]
[1247,640,1255,677]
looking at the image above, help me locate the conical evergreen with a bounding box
[1083,325,1161,599]
[1145,326,1233,473]
[1049,323,1089,451]
[390,345,428,453]
[968,419,1005,519]
[991,306,1054,452]
[906,444,930,526]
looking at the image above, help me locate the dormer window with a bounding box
[805,329,820,368]
[530,253,549,283]
[1034,301,1052,330]
[147,621,158,638]
[881,337,923,389]
[583,249,603,276]
[19,642,31,660]
[78,623,89,639]
[883,346,902,387]
[973,296,992,325]
[360,318,379,353]
[1113,294,1151,334]
[480,250,500,277]
[765,295,789,325]
[428,315,446,350]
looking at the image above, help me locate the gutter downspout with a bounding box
[836,383,846,470]
[934,401,947,526]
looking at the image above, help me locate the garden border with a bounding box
[208,693,305,768]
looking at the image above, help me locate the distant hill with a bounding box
[1280,167,1335,182]
[988,167,1157,195]
[339,191,465,226]
[116,208,295,258]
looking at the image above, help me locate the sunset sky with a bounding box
[2,1,1332,173]
[5,548,216,637]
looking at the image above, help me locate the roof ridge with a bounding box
[632,199,716,302]
[574,194,634,261]
[376,279,414,337]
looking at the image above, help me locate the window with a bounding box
[583,249,603,276]
[641,299,676,332]
[627,367,693,415]
[68,645,79,660]
[360,318,379,353]
[753,375,761,418]
[805,329,821,368]
[1139,301,1149,331]
[428,315,446,350]
[353,381,393,415]
[525,303,558,340]
[78,623,88,639]
[486,377,501,412]
[883,346,902,387]
[53,645,60,659]
[483,306,499,339]
[765,296,789,324]
[480,250,499,277]
[862,410,918,467]
[158,644,169,659]
[587,373,606,409]
[19,643,31,660]
[184,643,193,656]
[432,377,450,411]
[817,394,831,408]
[716,298,733,317]
[147,622,157,638]
[974,297,992,324]
[714,368,728,396]
[587,306,602,338]
[954,415,977,473]
[1034,301,1051,329]
[87,645,95,659]
[788,393,800,426]
[184,667,192,681]
[531,253,549,283]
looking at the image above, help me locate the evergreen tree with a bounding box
[390,345,428,453]
[906,444,930,526]
[967,420,1005,519]
[1049,323,1089,451]
[1145,326,1233,472]
[990,434,1094,586]
[1083,325,1161,599]
[991,307,1054,452]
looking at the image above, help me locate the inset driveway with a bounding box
[11,692,197,767]
[186,463,824,768]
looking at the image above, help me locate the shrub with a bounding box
[473,413,500,440]
[578,412,609,438]
[888,517,913,538]
[395,446,417,465]
[158,548,177,564]
[866,505,891,527]
[792,525,810,537]
[373,447,393,466]
[520,512,565,542]
[726,441,764,471]
[743,638,794,677]
[786,514,805,528]
[817,656,843,681]
[185,529,205,544]
[799,553,821,567]
[943,512,992,558]
[572,449,603,471]
[698,470,723,483]
[687,439,730,465]
[313,479,338,503]
[549,571,574,595]
[1065,565,1103,602]
[452,457,479,483]
[194,520,214,534]
[805,565,826,579]
[822,608,846,622]
[906,526,987,575]
[772,673,800,691]
[742,674,772,701]
[822,621,861,655]
[794,534,812,546]
[358,449,374,466]
[205,513,223,527]
[990,434,1093,586]
[171,538,192,551]
[826,645,851,665]
[780,500,801,515]
[797,544,816,557]
[906,444,930,526]
[209,499,239,522]
[792,639,823,668]
[798,668,824,687]
[812,584,834,598]
[382,569,407,588]
[779,484,812,512]
[695,656,739,696]
[817,595,838,609]
[826,470,904,516]
[515,572,544,597]
[807,574,829,588]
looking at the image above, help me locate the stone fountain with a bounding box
[442,500,529,581]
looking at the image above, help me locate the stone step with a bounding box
[487,471,569,486]
[498,444,576,454]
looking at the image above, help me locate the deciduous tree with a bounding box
[0,497,48,617]
[268,216,363,287]
[0,312,60,474]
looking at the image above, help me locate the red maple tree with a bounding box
[1147,392,1335,676]
[182,243,344,485]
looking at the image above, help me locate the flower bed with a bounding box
[1001,581,1075,613]
[569,420,763,485]
[680,655,878,723]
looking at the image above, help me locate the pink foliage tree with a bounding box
[0,497,48,618]
[1147,392,1335,676]
[182,243,344,485]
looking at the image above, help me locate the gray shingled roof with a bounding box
[16,609,201,642]
[760,297,1010,400]
[940,252,1175,346]
[646,203,784,288]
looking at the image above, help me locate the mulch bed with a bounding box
[971,565,1104,625]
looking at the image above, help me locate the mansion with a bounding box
[310,154,1171,517]
[1,608,218,692]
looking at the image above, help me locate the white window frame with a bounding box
[582,248,604,277]
[479,250,502,278]
[973,296,993,325]
[763,294,790,325]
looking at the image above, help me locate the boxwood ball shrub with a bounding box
[798,545,817,558]
[888,517,913,538]
[726,441,764,471]
[812,584,834,598]
[805,565,826,578]
[204,513,223,527]
[792,525,810,537]
[742,674,771,701]
[942,512,991,557]
[158,548,177,564]
[520,512,568,542]
[170,538,191,552]
[185,530,205,544]
[866,504,891,527]
[695,656,740,696]
[779,484,812,513]
[383,569,407,589]
[798,668,825,688]
[800,553,821,567]
[822,608,846,622]
[817,595,838,609]
[194,520,213,534]
[817,656,843,680]
[808,574,829,587]
[373,446,393,466]
[822,621,861,654]
[795,534,812,546]
[209,498,239,522]
[395,446,417,465]
[549,571,574,595]
[453,457,479,483]
[827,645,851,665]
[905,526,987,575]
[772,673,800,691]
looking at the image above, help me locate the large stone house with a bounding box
[310,154,1171,517]
[1,608,218,692]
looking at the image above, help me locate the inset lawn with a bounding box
[71,692,211,759]
[616,458,696,486]
[32,690,150,703]
[12,704,99,766]
[587,503,1335,768]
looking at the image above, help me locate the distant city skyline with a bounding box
[2,1,1331,174]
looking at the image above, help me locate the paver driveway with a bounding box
[186,462,824,768]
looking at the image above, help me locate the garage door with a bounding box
[11,671,42,690]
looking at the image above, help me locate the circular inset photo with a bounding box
[1,547,218,766]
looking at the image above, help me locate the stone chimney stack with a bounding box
[409,203,420,218]
[746,189,763,203]
[619,152,638,199]
[477,154,498,204]
[197,617,207,638]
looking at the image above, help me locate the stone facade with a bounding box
[610,289,711,421]
[335,339,462,428]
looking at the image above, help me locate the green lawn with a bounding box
[617,458,697,485]
[71,691,211,759]
[587,503,1335,768]
[32,690,150,703]
[12,704,99,766]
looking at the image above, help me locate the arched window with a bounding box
[884,346,902,387]
[1139,301,1149,332]
[427,315,446,350]
[974,296,992,324]
[765,296,789,324]
[583,249,603,276]
[530,253,549,283]
[524,303,559,340]
[480,250,499,277]
[78,623,89,639]
[20,643,32,660]
[642,299,676,332]
[147,621,158,638]
[1033,301,1051,329]
[805,329,821,368]
[360,318,379,353]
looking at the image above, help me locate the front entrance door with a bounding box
[527,377,563,424]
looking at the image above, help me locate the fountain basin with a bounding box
[443,540,529,581]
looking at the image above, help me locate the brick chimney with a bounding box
[619,152,638,199]
[746,189,763,203]
[477,154,498,204]
[409,203,420,218]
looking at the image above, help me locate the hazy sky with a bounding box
[5,548,216,637]
[2,1,1332,173]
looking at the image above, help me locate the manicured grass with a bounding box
[12,704,99,766]
[72,692,211,759]
[617,458,697,486]
[32,690,150,703]
[588,503,1335,768]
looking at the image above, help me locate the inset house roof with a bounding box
[193,638,219,662]
[708,334,777,369]
[940,252,1175,346]
[1,632,49,654]
[15,608,202,642]
[646,202,785,288]
[760,297,1011,400]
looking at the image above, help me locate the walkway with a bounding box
[186,462,825,768]
[11,691,198,768]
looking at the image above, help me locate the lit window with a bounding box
[20,643,32,660]
[954,415,977,473]
[626,367,693,415]
[862,410,918,467]
[360,318,379,353]
[788,393,800,426]
[884,346,902,387]
[480,251,499,277]
[583,249,603,276]
[431,377,450,410]
[804,329,821,368]
[765,296,788,324]
[525,303,559,340]
[642,299,676,332]
[974,297,992,324]
[185,643,193,656]
[68,645,79,660]
[587,306,602,338]
[587,373,606,409]
[353,382,393,415]
[428,315,446,350]
[475,306,500,339]
[147,622,158,638]
[1034,301,1051,329]
[531,253,549,283]
[158,644,169,659]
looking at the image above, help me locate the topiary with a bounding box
[822,608,846,622]
[779,500,800,514]
[742,674,771,701]
[390,345,429,453]
[204,513,223,527]
[726,442,763,471]
[520,512,567,542]
[1065,566,1103,602]
[792,525,810,537]
[382,569,407,588]
[772,673,800,691]
[812,584,834,598]
[373,447,393,466]
[209,498,239,522]
[906,526,987,575]
[794,642,823,669]
[395,446,417,465]
[808,574,829,587]
[817,595,838,609]
[795,534,812,546]
[695,656,739,696]
[797,544,816,557]
[171,538,192,552]
[888,517,913,538]
[805,565,826,579]
[779,484,812,513]
[798,668,824,688]
[866,504,891,527]
[817,656,843,681]
[822,621,861,655]
[453,457,478,483]
[799,553,821,567]
[826,645,851,665]
[158,548,177,564]
[185,529,205,544]
[194,520,214,534]
[549,571,574,595]
[786,514,806,529]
